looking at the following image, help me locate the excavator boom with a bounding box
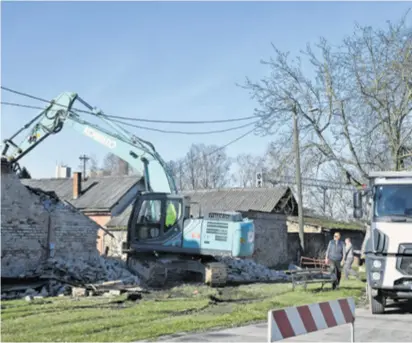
[1,92,178,194]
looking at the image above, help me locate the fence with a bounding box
[267,297,356,342]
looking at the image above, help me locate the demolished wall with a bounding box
[1,164,100,277]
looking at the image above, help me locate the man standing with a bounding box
[343,237,360,280]
[325,232,345,289]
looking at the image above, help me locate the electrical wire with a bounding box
[1,102,45,111]
[1,87,260,189]
[108,117,258,135]
[1,100,258,135]
[0,88,259,162]
[1,86,257,124]
[178,127,257,169]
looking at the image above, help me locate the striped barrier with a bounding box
[267,297,356,342]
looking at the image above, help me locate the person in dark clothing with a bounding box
[325,232,346,289]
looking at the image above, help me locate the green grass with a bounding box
[1,279,365,342]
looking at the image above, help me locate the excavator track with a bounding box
[204,262,228,287]
[126,254,229,288]
[126,255,168,288]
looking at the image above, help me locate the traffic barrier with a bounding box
[267,297,355,342]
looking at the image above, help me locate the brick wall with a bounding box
[1,167,100,277]
[242,211,289,268]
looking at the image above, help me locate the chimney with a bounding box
[73,172,82,199]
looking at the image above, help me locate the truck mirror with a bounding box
[353,191,362,209]
[354,208,363,219]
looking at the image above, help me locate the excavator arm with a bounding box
[1,92,178,194]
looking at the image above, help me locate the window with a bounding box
[374,184,412,218]
[137,199,162,224]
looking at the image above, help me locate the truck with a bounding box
[353,171,412,314]
[2,91,255,287]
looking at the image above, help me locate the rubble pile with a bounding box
[38,255,140,287]
[218,257,290,283]
[1,256,141,300]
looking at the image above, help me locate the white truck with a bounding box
[353,171,412,314]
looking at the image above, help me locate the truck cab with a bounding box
[353,171,412,314]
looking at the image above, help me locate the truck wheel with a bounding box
[369,287,385,314]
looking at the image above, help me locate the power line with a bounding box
[172,127,257,170]
[108,117,259,135]
[1,87,258,171]
[1,86,256,124]
[1,100,258,135]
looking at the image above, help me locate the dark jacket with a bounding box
[326,239,345,261]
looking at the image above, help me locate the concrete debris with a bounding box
[72,287,88,297]
[1,256,141,300]
[37,255,140,286]
[218,257,290,283]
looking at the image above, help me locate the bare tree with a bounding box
[166,158,186,191]
[185,144,202,190]
[168,143,232,190]
[88,154,100,177]
[233,153,266,187]
[102,153,130,176]
[199,144,232,189]
[242,10,412,184]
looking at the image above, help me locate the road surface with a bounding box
[155,301,412,342]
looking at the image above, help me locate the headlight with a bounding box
[372,272,381,281]
[372,260,382,269]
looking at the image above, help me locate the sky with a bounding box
[1,1,411,179]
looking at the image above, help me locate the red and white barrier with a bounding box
[267,297,355,342]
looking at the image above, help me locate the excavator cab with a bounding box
[125,192,189,249]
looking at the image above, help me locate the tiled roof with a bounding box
[21,176,143,211]
[182,187,291,214]
[106,186,292,229]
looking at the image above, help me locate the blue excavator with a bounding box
[1,92,255,287]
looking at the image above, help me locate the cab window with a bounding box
[137,199,162,224]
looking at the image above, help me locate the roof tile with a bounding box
[21,176,142,211]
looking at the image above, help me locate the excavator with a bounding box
[1,92,255,287]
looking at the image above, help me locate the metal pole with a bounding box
[350,321,355,342]
[292,105,305,253]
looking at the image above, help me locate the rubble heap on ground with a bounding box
[1,162,140,300]
[39,255,140,288]
[1,256,141,300]
[218,257,290,283]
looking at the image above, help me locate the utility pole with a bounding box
[292,104,305,254]
[79,154,90,180]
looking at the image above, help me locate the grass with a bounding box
[1,279,366,342]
